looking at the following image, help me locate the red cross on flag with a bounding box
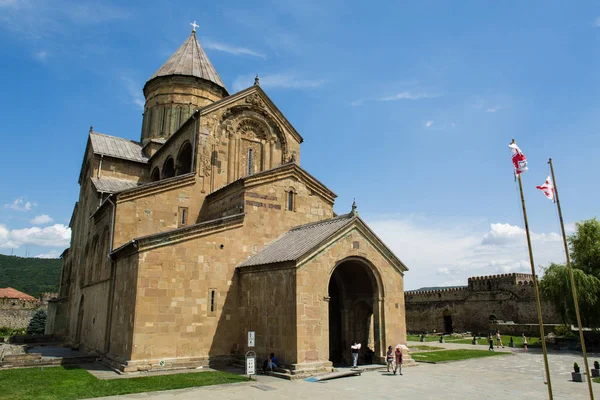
[536,176,555,202]
[509,142,528,175]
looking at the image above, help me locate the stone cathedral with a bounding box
[47,27,409,375]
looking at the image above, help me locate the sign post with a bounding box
[245,331,256,377]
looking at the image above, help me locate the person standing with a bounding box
[488,334,494,351]
[350,341,361,368]
[522,333,528,354]
[393,347,403,375]
[496,331,504,348]
[386,346,394,372]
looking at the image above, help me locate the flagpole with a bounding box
[512,139,553,400]
[548,158,594,400]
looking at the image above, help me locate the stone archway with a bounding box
[327,257,382,367]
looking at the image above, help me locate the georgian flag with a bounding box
[509,142,528,175]
[536,176,555,202]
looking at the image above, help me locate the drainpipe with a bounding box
[97,155,103,178]
[191,112,199,174]
[103,195,117,354]
[98,155,105,207]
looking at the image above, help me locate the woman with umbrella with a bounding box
[394,344,406,375]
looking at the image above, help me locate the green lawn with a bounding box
[0,366,248,400]
[407,334,443,342]
[594,376,600,384]
[411,349,510,363]
[408,334,540,348]
[409,345,444,351]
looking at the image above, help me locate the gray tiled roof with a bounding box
[149,32,227,92]
[90,132,148,163]
[239,213,355,267]
[91,177,139,193]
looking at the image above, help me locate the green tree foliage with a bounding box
[540,218,600,328]
[26,309,47,335]
[0,254,61,298]
[568,218,600,278]
[540,263,600,328]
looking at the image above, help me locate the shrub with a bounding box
[26,309,47,335]
[554,324,577,338]
[0,327,26,336]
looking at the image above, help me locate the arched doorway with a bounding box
[328,257,381,367]
[443,309,453,333]
[150,167,160,182]
[162,157,175,179]
[175,142,192,175]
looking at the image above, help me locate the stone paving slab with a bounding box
[90,349,600,400]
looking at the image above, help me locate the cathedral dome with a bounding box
[140,25,229,143]
[146,30,228,95]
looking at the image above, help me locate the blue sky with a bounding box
[0,0,598,289]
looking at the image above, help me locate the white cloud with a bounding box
[0,223,71,248]
[35,250,62,259]
[0,0,127,39]
[202,39,265,59]
[4,197,36,211]
[232,73,326,93]
[377,92,440,102]
[0,0,20,7]
[33,50,48,62]
[30,214,54,225]
[424,120,434,128]
[486,106,502,113]
[594,17,600,27]
[120,77,144,109]
[365,215,565,290]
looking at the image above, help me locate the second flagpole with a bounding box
[549,158,594,400]
[512,139,554,399]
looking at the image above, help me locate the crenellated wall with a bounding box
[405,273,560,334]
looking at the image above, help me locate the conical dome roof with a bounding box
[148,31,227,93]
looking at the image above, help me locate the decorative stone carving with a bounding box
[237,119,267,140]
[245,94,265,108]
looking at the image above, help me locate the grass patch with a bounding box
[411,349,509,363]
[407,335,443,342]
[409,345,444,351]
[594,376,600,384]
[409,334,541,348]
[0,366,248,400]
[452,335,543,348]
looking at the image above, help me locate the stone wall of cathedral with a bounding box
[295,230,407,367]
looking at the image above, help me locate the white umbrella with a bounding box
[396,344,408,350]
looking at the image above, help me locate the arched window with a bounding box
[287,190,294,211]
[247,149,253,176]
[162,157,175,179]
[150,167,160,182]
[175,142,193,176]
[285,187,296,212]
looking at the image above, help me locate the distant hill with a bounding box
[0,254,61,298]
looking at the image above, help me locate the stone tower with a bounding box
[140,27,229,144]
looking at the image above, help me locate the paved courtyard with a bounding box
[94,343,599,400]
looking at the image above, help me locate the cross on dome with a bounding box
[190,21,199,33]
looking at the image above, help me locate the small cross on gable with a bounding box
[190,21,199,32]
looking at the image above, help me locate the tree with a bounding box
[26,309,47,335]
[540,263,600,328]
[568,218,600,278]
[540,218,600,329]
